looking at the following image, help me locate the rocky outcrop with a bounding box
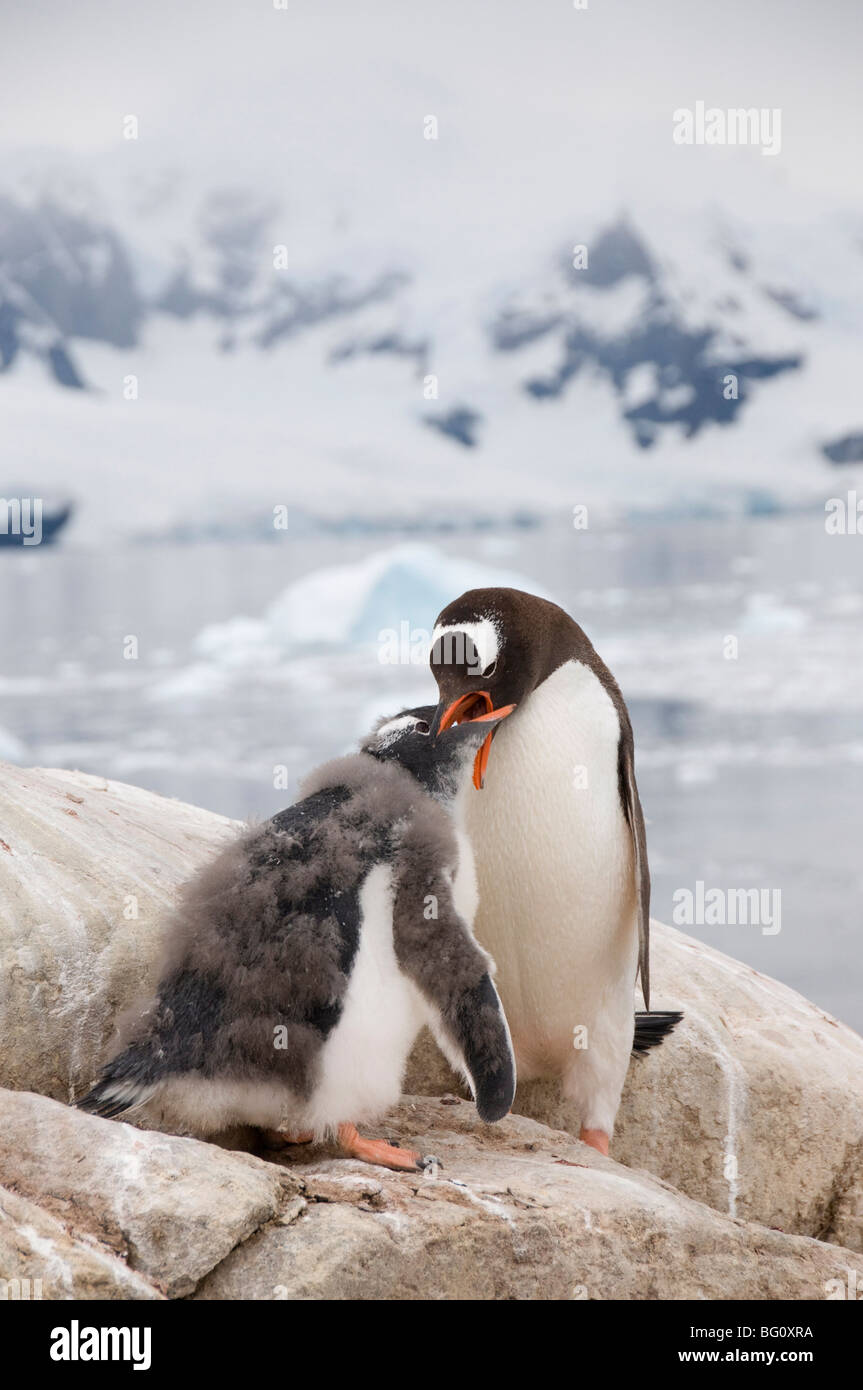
[0,762,236,1102]
[0,1185,161,1301]
[406,925,863,1254]
[0,1089,287,1298]
[1,1089,860,1301]
[1,760,862,1300]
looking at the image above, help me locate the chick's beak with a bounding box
[431,691,516,789]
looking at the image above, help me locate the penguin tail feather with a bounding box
[76,1077,155,1120]
[76,1048,159,1120]
[632,1010,683,1056]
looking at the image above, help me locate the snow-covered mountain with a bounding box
[2,166,862,542]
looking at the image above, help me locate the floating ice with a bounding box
[193,543,553,662]
[0,725,27,763]
[739,593,809,634]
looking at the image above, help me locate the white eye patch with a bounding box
[374,714,428,747]
[430,618,501,677]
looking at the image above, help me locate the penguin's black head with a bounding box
[430,587,577,787]
[363,703,514,801]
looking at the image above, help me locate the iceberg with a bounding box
[193,543,553,663]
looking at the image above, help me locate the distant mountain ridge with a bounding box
[2,171,862,538]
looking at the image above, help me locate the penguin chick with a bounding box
[77,703,517,1173]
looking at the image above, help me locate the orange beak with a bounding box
[435,692,516,789]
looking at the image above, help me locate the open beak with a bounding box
[432,692,516,790]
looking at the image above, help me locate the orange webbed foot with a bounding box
[579,1127,610,1156]
[337,1122,440,1173]
[261,1128,315,1149]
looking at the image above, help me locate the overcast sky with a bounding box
[1,0,860,250]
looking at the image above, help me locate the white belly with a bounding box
[303,863,426,1137]
[464,660,638,1080]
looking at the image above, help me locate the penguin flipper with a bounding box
[393,877,516,1123]
[434,969,516,1123]
[619,728,651,1010]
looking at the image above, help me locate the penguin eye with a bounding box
[414,720,430,735]
[481,660,497,679]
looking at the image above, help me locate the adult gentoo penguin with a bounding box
[78,704,516,1172]
[430,587,680,1156]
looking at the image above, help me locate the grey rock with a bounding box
[0,1185,161,1300]
[406,923,863,1253]
[0,1089,289,1298]
[0,762,236,1102]
[194,1097,863,1301]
